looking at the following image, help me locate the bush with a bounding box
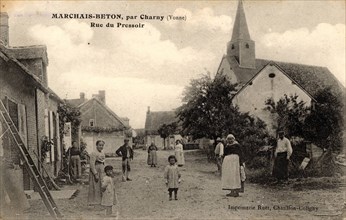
[247,156,270,169]
[246,167,274,184]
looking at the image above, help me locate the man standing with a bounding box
[272,131,293,184]
[116,138,134,182]
[214,137,224,174]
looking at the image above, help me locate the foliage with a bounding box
[57,103,81,138]
[177,74,272,162]
[40,136,53,162]
[177,74,238,139]
[157,122,178,149]
[265,94,309,137]
[265,88,344,152]
[303,88,344,152]
[133,129,145,145]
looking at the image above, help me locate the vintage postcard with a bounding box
[0,0,345,219]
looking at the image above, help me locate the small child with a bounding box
[101,165,117,216]
[164,155,181,201]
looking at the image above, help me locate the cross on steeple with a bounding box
[227,0,256,69]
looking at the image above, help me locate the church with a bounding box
[215,0,344,133]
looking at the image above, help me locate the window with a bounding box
[245,43,249,48]
[269,73,276,78]
[231,44,235,49]
[89,119,95,127]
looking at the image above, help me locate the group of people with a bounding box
[86,138,186,216]
[146,139,185,167]
[215,131,293,197]
[86,131,293,216]
[87,140,117,217]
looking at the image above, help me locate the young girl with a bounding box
[164,155,181,201]
[101,165,117,216]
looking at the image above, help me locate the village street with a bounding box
[25,149,344,220]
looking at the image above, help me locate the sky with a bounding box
[1,0,345,128]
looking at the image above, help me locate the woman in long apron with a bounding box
[174,140,185,167]
[88,140,106,205]
[221,134,244,197]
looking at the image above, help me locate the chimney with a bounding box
[80,92,85,101]
[0,12,9,46]
[147,106,150,114]
[98,90,105,104]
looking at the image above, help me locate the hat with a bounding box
[124,138,130,142]
[226,134,235,139]
[216,137,222,142]
[278,131,285,135]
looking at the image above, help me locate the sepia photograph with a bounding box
[0,0,345,219]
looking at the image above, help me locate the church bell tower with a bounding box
[227,0,256,69]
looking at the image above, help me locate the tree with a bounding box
[177,74,271,163]
[57,103,81,143]
[303,88,344,152]
[265,94,309,137]
[265,88,344,153]
[157,122,177,149]
[177,74,238,139]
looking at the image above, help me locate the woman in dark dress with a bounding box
[221,134,244,197]
[147,142,158,167]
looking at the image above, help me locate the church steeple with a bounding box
[227,0,256,69]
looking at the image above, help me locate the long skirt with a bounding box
[88,163,104,205]
[175,151,185,166]
[222,154,241,190]
[70,155,81,179]
[147,151,157,165]
[272,152,288,180]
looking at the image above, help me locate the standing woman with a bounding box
[69,141,82,180]
[174,140,185,167]
[88,140,106,205]
[147,142,158,167]
[221,134,244,197]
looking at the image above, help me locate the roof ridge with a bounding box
[10,45,47,49]
[256,58,328,69]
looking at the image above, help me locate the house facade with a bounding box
[144,107,182,149]
[66,91,131,155]
[0,12,63,190]
[215,0,344,134]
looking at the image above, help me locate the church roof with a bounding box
[144,111,178,135]
[231,0,251,41]
[219,55,345,98]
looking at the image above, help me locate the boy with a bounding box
[101,166,117,216]
[164,155,181,201]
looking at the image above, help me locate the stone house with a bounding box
[65,91,131,155]
[215,0,345,134]
[0,12,64,190]
[144,107,182,149]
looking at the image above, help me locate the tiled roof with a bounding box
[219,55,345,98]
[65,98,86,107]
[7,45,48,65]
[0,43,48,93]
[79,98,130,129]
[144,111,178,135]
[1,43,63,102]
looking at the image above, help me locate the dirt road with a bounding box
[27,149,344,220]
